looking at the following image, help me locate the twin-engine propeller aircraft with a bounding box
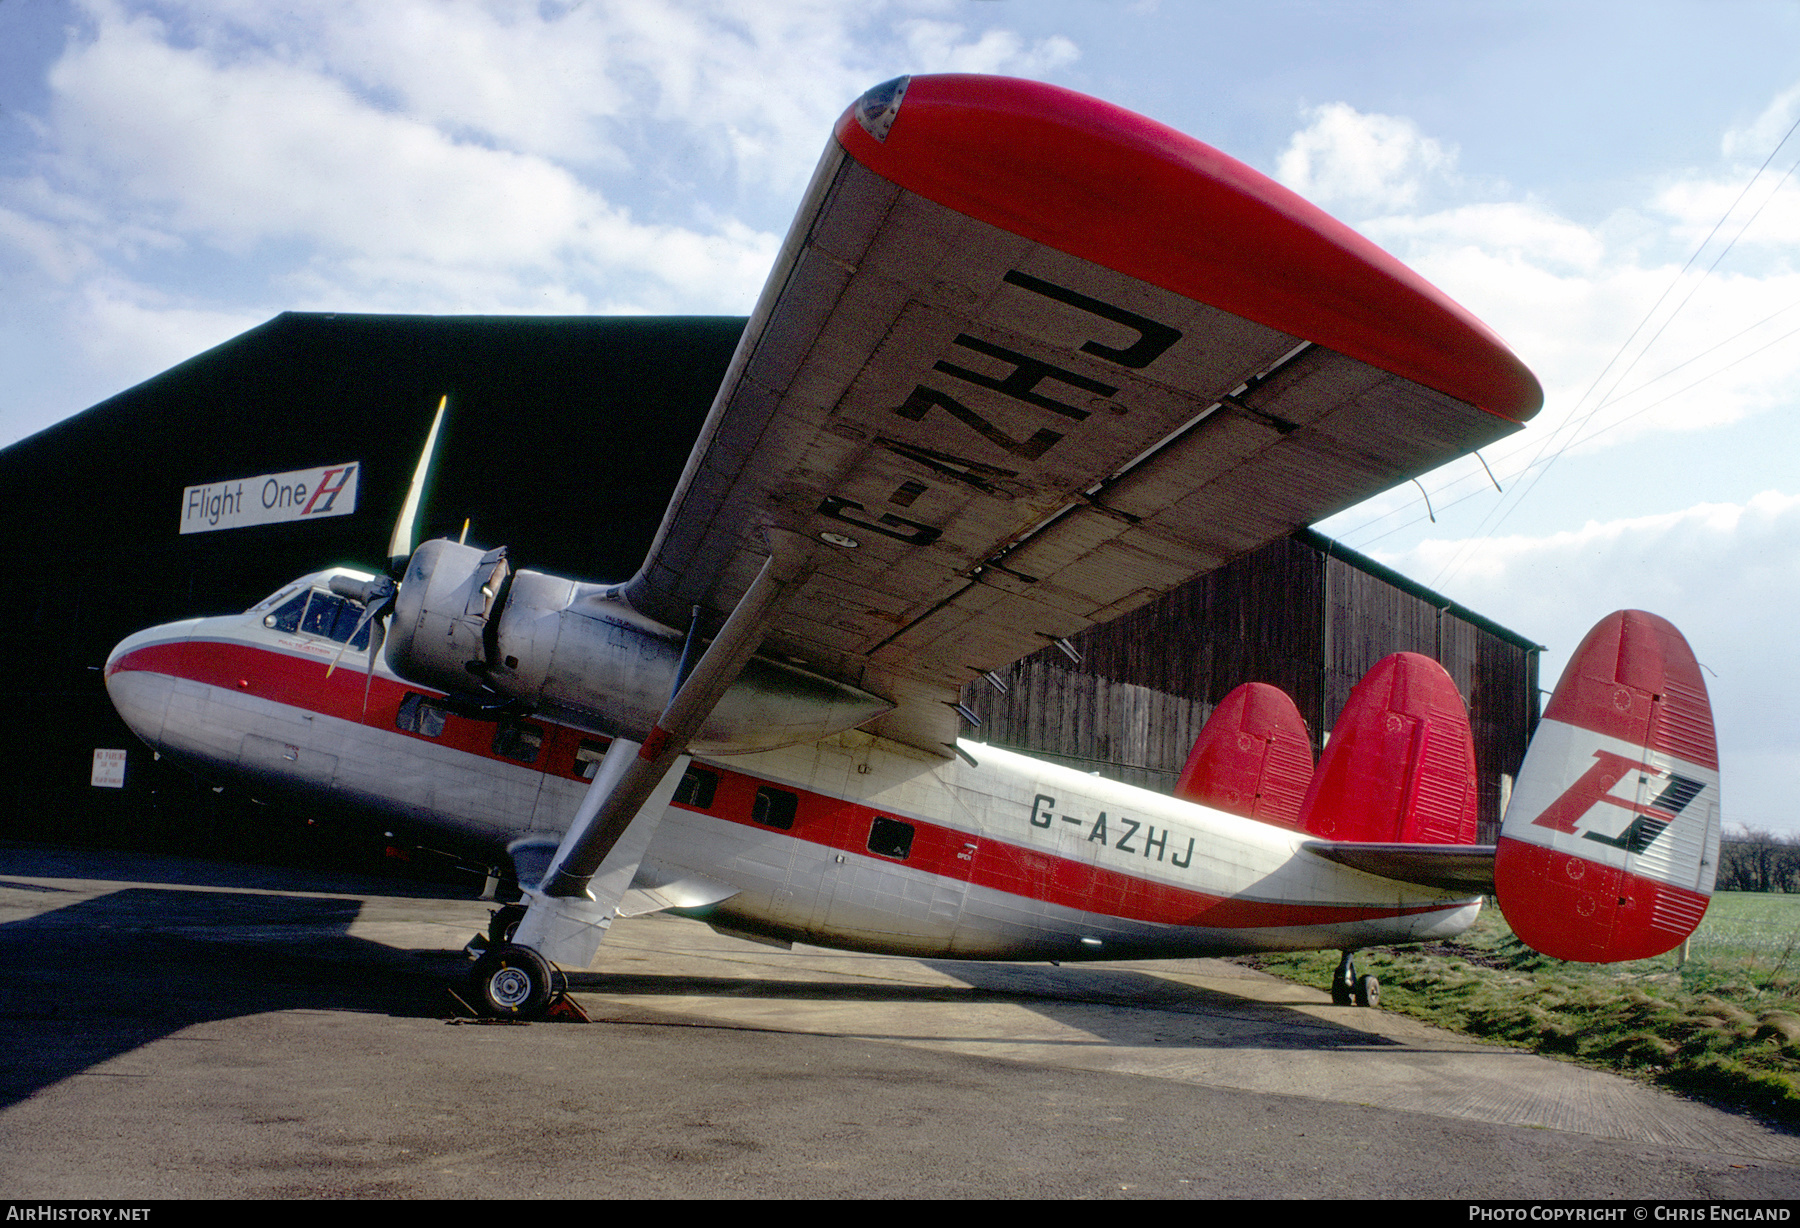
[104,76,1721,1018]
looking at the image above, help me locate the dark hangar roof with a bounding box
[3,312,747,611]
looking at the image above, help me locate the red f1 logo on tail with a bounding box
[1531,749,1705,854]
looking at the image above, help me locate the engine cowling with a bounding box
[385,539,891,753]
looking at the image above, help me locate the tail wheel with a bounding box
[471,943,553,1019]
[1355,974,1380,1009]
[1331,950,1357,1006]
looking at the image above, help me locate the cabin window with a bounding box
[751,786,797,830]
[868,815,914,861]
[674,767,719,810]
[575,740,609,780]
[493,721,544,764]
[396,693,448,738]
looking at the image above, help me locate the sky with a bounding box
[3,0,1799,835]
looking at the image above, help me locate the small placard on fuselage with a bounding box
[179,463,360,534]
[91,748,127,788]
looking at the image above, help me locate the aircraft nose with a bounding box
[104,624,186,751]
[105,625,162,678]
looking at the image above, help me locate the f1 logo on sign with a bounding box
[180,463,359,534]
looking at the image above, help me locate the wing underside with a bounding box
[623,76,1540,755]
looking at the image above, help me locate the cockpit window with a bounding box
[265,588,370,649]
[265,592,308,633]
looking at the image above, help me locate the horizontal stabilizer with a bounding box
[1495,610,1721,962]
[1304,841,1495,893]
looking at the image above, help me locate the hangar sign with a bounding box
[180,463,359,534]
[91,748,127,788]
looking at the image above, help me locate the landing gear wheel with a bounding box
[488,903,527,946]
[1331,950,1357,1006]
[471,943,553,1019]
[1355,974,1380,1009]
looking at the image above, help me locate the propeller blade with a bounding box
[325,599,385,678]
[389,394,449,576]
[322,394,446,700]
[324,573,396,681]
[361,615,387,717]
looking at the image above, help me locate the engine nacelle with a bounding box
[386,539,890,753]
[386,539,511,696]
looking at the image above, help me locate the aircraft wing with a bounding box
[621,75,1542,755]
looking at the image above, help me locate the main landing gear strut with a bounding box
[1332,950,1380,1008]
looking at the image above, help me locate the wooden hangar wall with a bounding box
[959,529,1541,842]
[1,310,1537,864]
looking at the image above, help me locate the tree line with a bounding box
[1717,829,1800,893]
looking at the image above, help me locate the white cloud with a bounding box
[1723,80,1800,164]
[1370,492,1800,833]
[1275,102,1458,214]
[1268,94,1800,510]
[1363,202,1605,274]
[899,20,1079,77]
[0,0,1086,443]
[73,278,270,392]
[46,11,642,269]
[1653,173,1800,257]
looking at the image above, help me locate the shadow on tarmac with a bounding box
[2,846,1406,1114]
[0,882,461,1109]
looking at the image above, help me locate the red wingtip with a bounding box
[835,74,1543,423]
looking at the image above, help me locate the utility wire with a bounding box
[1345,313,1800,551]
[1421,107,1800,589]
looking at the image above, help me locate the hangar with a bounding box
[0,312,1538,869]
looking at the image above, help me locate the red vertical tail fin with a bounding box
[1174,682,1314,828]
[1297,653,1479,844]
[1496,611,1720,962]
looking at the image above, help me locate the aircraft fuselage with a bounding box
[105,571,1481,963]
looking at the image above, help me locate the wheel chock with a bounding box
[543,992,590,1022]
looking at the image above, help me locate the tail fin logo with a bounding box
[1530,748,1706,853]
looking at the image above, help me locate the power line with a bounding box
[1420,107,1800,588]
[1340,306,1800,551]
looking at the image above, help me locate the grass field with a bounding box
[1243,892,1800,1125]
